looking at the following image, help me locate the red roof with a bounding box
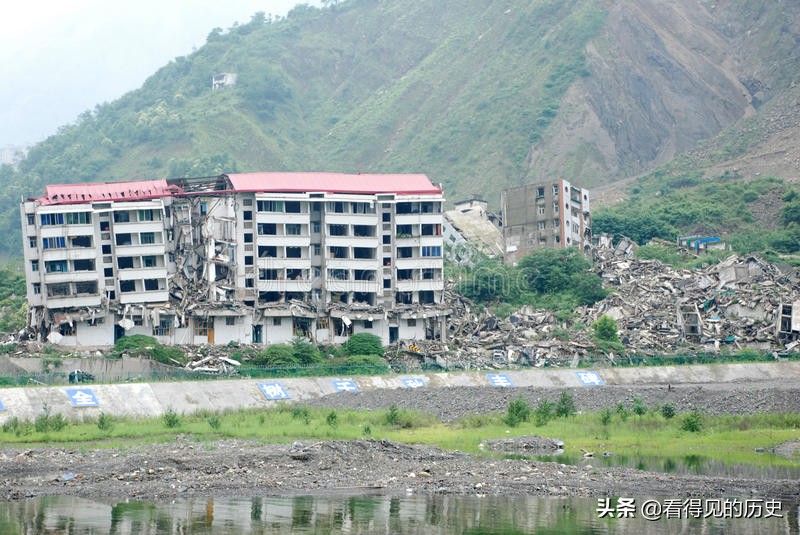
[225,172,441,195]
[39,180,175,205]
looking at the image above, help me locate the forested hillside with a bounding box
[1,0,799,257]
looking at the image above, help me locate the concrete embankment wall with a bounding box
[0,361,798,424]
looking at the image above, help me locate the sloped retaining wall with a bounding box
[0,361,797,424]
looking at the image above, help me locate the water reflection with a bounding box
[534,452,800,479]
[0,494,797,534]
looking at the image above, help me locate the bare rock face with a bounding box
[525,0,800,186]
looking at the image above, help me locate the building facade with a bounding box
[20,172,449,348]
[500,179,591,264]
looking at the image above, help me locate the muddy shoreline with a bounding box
[2,381,800,504]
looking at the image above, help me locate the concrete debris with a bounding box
[388,238,800,371]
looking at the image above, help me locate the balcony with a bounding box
[256,279,313,293]
[120,290,169,304]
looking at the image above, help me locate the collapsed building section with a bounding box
[20,172,450,347]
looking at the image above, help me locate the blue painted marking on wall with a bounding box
[65,388,100,407]
[401,377,427,388]
[258,382,290,400]
[575,371,604,386]
[332,379,360,392]
[486,373,513,387]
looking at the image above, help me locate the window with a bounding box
[140,232,156,245]
[28,236,37,248]
[70,235,92,248]
[100,221,110,231]
[553,218,560,227]
[118,257,134,269]
[286,246,302,258]
[66,212,91,225]
[119,280,136,293]
[329,246,348,259]
[285,201,301,213]
[258,245,277,257]
[245,256,254,266]
[312,222,321,233]
[573,223,580,233]
[364,320,373,329]
[257,200,283,212]
[554,203,559,214]
[537,206,545,215]
[32,283,41,294]
[46,283,70,297]
[144,278,161,291]
[259,269,279,280]
[104,268,113,277]
[421,246,441,257]
[258,223,277,235]
[243,210,253,221]
[243,198,253,206]
[40,213,64,226]
[272,317,281,326]
[312,244,321,256]
[73,259,95,271]
[153,317,173,336]
[31,260,39,272]
[353,247,375,259]
[328,201,346,213]
[45,260,68,273]
[553,184,559,195]
[536,187,545,199]
[245,278,254,288]
[421,224,441,236]
[194,318,212,336]
[102,244,111,254]
[225,317,236,326]
[42,237,66,249]
[352,202,374,214]
[142,255,158,268]
[115,233,132,246]
[138,209,158,222]
[75,281,97,294]
[285,224,302,236]
[26,214,34,225]
[407,318,417,327]
[328,224,348,236]
[244,233,253,243]
[113,211,130,223]
[538,221,546,230]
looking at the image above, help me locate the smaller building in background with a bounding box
[212,73,238,90]
[500,179,591,264]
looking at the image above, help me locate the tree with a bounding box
[592,315,619,342]
[341,333,384,356]
[292,337,322,364]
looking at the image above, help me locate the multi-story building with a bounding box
[20,172,449,348]
[500,179,591,264]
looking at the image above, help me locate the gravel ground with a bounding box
[303,381,800,421]
[1,378,799,503]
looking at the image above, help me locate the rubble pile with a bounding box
[584,240,800,355]
[389,238,800,371]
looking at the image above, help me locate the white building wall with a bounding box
[76,321,115,347]
[213,316,253,345]
[264,317,294,345]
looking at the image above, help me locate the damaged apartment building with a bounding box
[501,179,591,264]
[20,172,450,348]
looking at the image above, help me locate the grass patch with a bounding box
[0,407,797,472]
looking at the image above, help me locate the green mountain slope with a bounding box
[2,0,799,258]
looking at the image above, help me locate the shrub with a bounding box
[632,397,647,417]
[326,410,338,428]
[97,412,114,432]
[291,406,311,425]
[292,337,322,364]
[504,396,531,427]
[592,315,619,342]
[340,333,384,357]
[534,399,554,426]
[344,354,390,373]
[600,408,613,426]
[660,403,676,420]
[616,402,629,421]
[162,408,181,428]
[681,410,703,433]
[555,391,577,418]
[252,345,298,367]
[386,404,401,426]
[207,415,221,431]
[113,334,187,365]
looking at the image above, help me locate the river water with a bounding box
[1,494,797,534]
